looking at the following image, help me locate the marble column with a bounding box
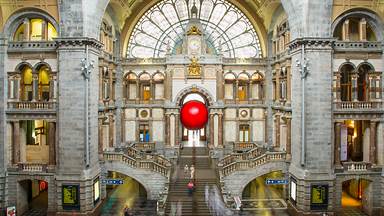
[334,122,341,166]
[286,117,292,158]
[98,118,103,154]
[275,114,280,148]
[32,74,38,101]
[209,114,214,148]
[12,121,20,164]
[109,114,114,147]
[175,113,179,147]
[218,114,223,147]
[165,114,170,146]
[370,121,377,164]
[352,74,357,101]
[48,122,56,165]
[23,18,30,41]
[335,73,341,101]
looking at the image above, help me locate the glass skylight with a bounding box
[127,0,262,58]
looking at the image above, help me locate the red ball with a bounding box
[180,101,208,130]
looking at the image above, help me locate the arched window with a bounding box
[238,73,249,101]
[224,73,236,100]
[252,72,264,100]
[333,14,379,42]
[20,65,33,101]
[340,64,354,101]
[124,73,137,100]
[153,73,165,100]
[13,18,57,41]
[357,64,373,101]
[139,73,151,101]
[127,0,262,58]
[36,65,50,101]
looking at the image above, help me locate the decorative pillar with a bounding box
[48,122,56,165]
[275,114,280,148]
[149,80,153,101]
[334,122,341,166]
[286,117,292,158]
[32,73,38,101]
[175,113,179,147]
[369,76,375,100]
[209,114,214,148]
[342,19,350,41]
[136,81,140,102]
[359,18,367,41]
[218,113,223,147]
[352,74,357,101]
[235,80,239,101]
[109,114,114,147]
[370,121,377,164]
[335,73,341,101]
[165,114,170,146]
[15,76,20,100]
[41,20,47,40]
[12,121,20,164]
[23,18,30,41]
[217,70,224,101]
[98,118,103,153]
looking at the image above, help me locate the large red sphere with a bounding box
[180,101,208,130]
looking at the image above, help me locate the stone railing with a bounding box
[8,41,57,51]
[222,58,265,65]
[18,163,48,172]
[218,151,286,177]
[233,142,258,152]
[8,101,56,110]
[103,148,171,177]
[342,161,371,172]
[220,147,264,167]
[334,101,381,110]
[333,41,382,52]
[132,142,156,152]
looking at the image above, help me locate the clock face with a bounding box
[189,38,201,53]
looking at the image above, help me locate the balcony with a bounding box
[333,41,382,52]
[7,101,56,111]
[233,142,258,152]
[334,101,382,112]
[8,41,57,52]
[342,161,371,172]
[131,142,156,153]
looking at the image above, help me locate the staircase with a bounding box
[165,146,218,216]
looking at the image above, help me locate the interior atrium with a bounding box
[0,0,384,215]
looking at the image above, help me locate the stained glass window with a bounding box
[127,0,262,58]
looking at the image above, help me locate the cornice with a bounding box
[288,37,336,53]
[55,37,103,49]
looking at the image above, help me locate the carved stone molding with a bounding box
[289,37,336,53]
[55,37,103,49]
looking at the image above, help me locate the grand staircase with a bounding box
[165,146,219,216]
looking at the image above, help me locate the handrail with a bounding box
[218,151,286,177]
[103,148,171,177]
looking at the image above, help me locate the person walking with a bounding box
[190,164,195,181]
[184,164,189,179]
[176,200,182,216]
[187,181,194,196]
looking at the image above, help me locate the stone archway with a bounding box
[175,85,214,107]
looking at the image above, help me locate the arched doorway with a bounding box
[18,179,48,215]
[100,171,153,216]
[341,178,372,215]
[180,92,209,147]
[241,171,288,215]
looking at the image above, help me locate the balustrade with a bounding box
[342,161,370,172]
[18,163,48,172]
[334,101,381,110]
[8,101,56,110]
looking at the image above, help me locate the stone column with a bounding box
[286,117,292,158]
[32,74,38,101]
[334,122,341,166]
[218,113,223,147]
[209,114,214,148]
[98,118,103,154]
[165,114,170,146]
[359,18,367,41]
[275,114,280,148]
[335,73,341,101]
[23,18,30,41]
[342,19,350,41]
[370,121,377,164]
[175,113,179,147]
[15,77,20,100]
[12,121,20,164]
[369,76,375,100]
[164,71,172,101]
[352,74,357,101]
[41,20,47,40]
[48,122,56,165]
[109,114,114,147]
[235,80,239,101]
[217,70,224,102]
[149,80,153,101]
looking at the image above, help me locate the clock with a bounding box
[188,38,201,54]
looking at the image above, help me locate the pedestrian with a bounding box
[187,181,194,195]
[190,164,195,180]
[123,205,130,216]
[176,200,182,216]
[184,164,189,178]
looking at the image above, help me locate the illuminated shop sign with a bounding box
[310,184,329,210]
[62,184,80,210]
